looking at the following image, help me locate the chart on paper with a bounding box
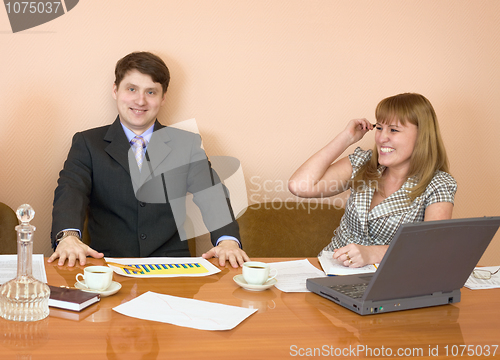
[121,262,208,275]
[104,257,221,278]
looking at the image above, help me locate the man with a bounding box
[49,51,248,268]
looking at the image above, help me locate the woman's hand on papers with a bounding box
[202,240,250,268]
[48,236,104,267]
[333,244,388,268]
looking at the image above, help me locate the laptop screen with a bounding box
[362,217,500,301]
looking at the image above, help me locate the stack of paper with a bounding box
[0,254,47,284]
[464,266,500,290]
[269,259,326,292]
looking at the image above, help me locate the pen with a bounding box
[106,262,144,273]
[59,285,79,290]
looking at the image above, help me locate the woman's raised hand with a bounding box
[342,118,375,145]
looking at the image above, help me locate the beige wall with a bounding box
[1,1,499,264]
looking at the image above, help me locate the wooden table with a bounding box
[1,258,499,359]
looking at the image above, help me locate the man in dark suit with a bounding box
[49,52,248,268]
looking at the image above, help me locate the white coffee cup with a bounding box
[242,261,278,285]
[76,266,113,291]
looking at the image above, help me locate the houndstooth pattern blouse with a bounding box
[322,147,457,252]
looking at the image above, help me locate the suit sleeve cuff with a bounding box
[215,236,241,248]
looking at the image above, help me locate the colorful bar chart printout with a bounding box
[104,257,221,278]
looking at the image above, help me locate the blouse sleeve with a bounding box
[424,171,458,207]
[348,147,372,179]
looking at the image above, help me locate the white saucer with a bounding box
[74,281,122,297]
[233,274,277,291]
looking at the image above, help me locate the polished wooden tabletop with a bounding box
[1,257,499,360]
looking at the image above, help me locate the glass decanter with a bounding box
[0,204,50,321]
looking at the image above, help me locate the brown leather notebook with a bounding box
[49,303,100,321]
[48,285,100,312]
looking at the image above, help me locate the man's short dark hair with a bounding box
[115,52,170,94]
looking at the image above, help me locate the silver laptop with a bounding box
[306,217,500,315]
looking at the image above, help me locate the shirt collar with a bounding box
[120,123,155,146]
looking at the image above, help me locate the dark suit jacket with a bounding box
[51,117,240,257]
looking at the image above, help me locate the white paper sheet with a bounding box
[104,257,221,277]
[318,251,378,275]
[0,254,47,284]
[464,266,500,289]
[269,259,326,292]
[113,291,257,330]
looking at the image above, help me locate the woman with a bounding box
[289,93,457,268]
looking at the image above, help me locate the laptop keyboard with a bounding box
[328,283,369,299]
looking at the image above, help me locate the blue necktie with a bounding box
[130,136,146,170]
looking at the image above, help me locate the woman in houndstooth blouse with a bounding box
[289,93,457,268]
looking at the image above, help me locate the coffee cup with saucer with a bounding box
[75,266,122,297]
[234,261,278,291]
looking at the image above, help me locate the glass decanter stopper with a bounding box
[0,204,50,321]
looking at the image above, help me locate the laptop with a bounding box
[306,216,500,315]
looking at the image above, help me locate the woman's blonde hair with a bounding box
[353,93,449,201]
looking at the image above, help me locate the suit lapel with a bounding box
[104,119,176,190]
[104,117,131,175]
[144,122,172,177]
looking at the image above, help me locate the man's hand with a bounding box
[202,240,250,268]
[47,236,104,267]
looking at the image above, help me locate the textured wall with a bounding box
[0,0,499,264]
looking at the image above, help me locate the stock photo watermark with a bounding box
[289,344,498,357]
[127,117,379,236]
[3,0,79,33]
[248,176,379,212]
